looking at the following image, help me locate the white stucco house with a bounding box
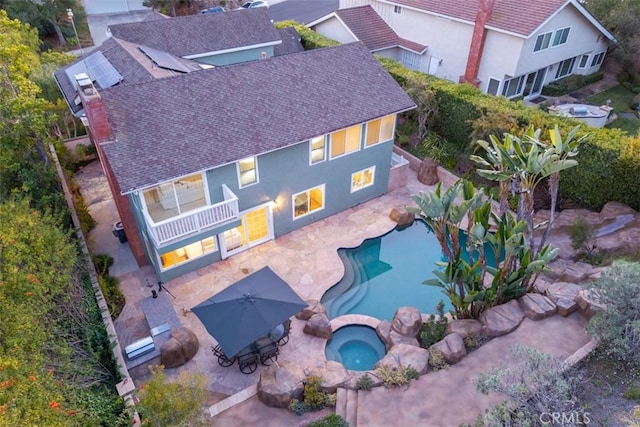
[307,0,615,100]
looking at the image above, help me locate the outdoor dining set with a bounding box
[191,266,307,375]
[211,319,291,374]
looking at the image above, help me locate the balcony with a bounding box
[144,185,239,246]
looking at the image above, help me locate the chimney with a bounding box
[460,0,495,86]
[75,73,113,143]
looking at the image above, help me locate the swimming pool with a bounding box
[325,325,386,371]
[321,220,454,321]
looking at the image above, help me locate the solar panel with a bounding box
[139,45,192,73]
[84,51,123,88]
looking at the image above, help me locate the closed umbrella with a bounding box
[192,266,306,357]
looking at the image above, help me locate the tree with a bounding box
[143,0,178,17]
[405,77,439,140]
[4,0,80,47]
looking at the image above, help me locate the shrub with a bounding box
[288,376,336,414]
[567,217,597,260]
[475,345,582,425]
[355,374,374,391]
[624,385,640,400]
[305,414,349,427]
[135,365,208,426]
[92,253,114,277]
[375,364,418,388]
[587,261,640,364]
[420,300,448,347]
[428,348,449,371]
[98,275,125,319]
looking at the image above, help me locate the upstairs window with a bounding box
[552,27,570,47]
[330,125,361,159]
[142,173,206,222]
[365,115,395,147]
[310,135,326,164]
[394,5,402,14]
[238,156,258,187]
[533,32,552,52]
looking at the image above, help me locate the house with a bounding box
[55,9,304,121]
[75,42,415,281]
[308,0,615,100]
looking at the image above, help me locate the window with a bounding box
[160,236,217,269]
[142,173,206,223]
[293,185,324,218]
[310,135,326,164]
[533,32,552,52]
[552,27,570,47]
[351,166,375,192]
[365,115,395,147]
[238,156,257,187]
[578,55,589,68]
[555,57,575,79]
[590,52,605,67]
[394,5,402,14]
[501,75,524,98]
[486,78,500,95]
[330,125,361,159]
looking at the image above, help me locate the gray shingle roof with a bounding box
[100,43,416,193]
[108,8,281,58]
[274,27,305,56]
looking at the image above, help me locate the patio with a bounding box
[77,157,593,425]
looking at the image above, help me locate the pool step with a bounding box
[336,387,348,421]
[345,388,358,426]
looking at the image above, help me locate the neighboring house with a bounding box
[55,9,304,120]
[309,0,615,100]
[307,6,427,70]
[74,42,415,281]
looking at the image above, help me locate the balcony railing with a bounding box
[145,185,239,246]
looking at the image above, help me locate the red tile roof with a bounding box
[391,0,568,36]
[336,6,427,52]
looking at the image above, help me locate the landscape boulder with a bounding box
[376,320,392,349]
[480,300,524,337]
[391,306,422,337]
[417,158,439,185]
[160,327,199,368]
[388,330,420,350]
[431,333,466,364]
[389,208,414,229]
[445,319,484,340]
[303,313,332,340]
[257,361,305,408]
[546,282,582,303]
[296,299,327,321]
[375,343,430,375]
[307,361,352,393]
[518,293,556,320]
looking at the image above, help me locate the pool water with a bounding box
[322,220,453,321]
[325,325,386,371]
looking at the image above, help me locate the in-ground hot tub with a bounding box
[325,325,386,371]
[549,103,613,128]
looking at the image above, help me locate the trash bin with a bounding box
[112,221,127,243]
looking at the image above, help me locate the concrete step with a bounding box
[345,388,358,427]
[335,387,348,421]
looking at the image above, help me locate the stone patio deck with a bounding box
[77,158,594,426]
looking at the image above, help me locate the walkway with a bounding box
[76,160,592,426]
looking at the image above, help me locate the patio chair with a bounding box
[275,319,291,346]
[212,344,235,367]
[255,337,279,366]
[237,349,259,374]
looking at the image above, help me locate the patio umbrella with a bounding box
[192,266,307,357]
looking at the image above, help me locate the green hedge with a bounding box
[286,21,640,211]
[542,71,604,96]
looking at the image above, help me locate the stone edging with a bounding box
[49,143,139,422]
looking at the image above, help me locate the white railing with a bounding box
[146,185,239,246]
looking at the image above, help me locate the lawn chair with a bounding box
[255,337,279,366]
[212,344,235,367]
[237,348,259,374]
[276,319,291,346]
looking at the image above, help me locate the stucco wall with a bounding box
[312,18,358,44]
